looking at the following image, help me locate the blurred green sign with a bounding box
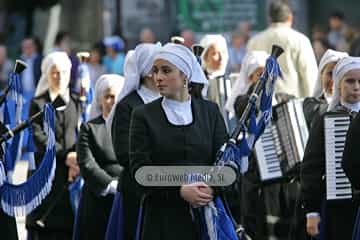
[177,0,266,32]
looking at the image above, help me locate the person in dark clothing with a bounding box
[303,49,348,128]
[301,56,360,239]
[129,43,228,240]
[26,52,81,240]
[0,208,18,240]
[76,74,124,239]
[107,43,161,239]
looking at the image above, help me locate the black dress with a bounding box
[76,115,123,240]
[111,90,144,239]
[26,91,81,240]
[343,113,360,189]
[0,208,18,240]
[303,94,328,129]
[129,97,228,240]
[300,105,358,240]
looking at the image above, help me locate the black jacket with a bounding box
[111,90,144,239]
[303,94,328,129]
[300,105,357,239]
[26,91,81,232]
[76,115,123,240]
[129,97,228,240]
[343,113,360,189]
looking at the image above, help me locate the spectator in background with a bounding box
[139,27,156,43]
[227,29,247,73]
[311,25,334,63]
[0,44,13,90]
[103,36,125,75]
[180,29,195,49]
[247,0,318,98]
[20,37,43,93]
[327,10,354,52]
[312,39,334,63]
[88,43,106,87]
[53,31,79,90]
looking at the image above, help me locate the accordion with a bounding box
[254,99,309,182]
[324,113,353,200]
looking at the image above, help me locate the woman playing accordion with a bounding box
[301,56,360,239]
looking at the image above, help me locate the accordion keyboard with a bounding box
[255,124,283,181]
[325,114,352,200]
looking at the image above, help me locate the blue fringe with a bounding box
[0,104,57,217]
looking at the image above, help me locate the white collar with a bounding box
[136,85,160,104]
[161,97,193,125]
[341,100,360,112]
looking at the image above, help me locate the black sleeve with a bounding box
[111,101,132,169]
[342,114,360,189]
[300,114,325,213]
[30,99,66,165]
[77,122,114,195]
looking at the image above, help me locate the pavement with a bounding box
[12,160,29,240]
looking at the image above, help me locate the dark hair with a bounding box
[188,82,204,99]
[330,10,345,21]
[269,0,292,23]
[54,31,69,45]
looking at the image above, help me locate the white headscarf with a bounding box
[115,43,161,104]
[154,43,208,86]
[328,56,360,111]
[312,49,348,97]
[89,74,125,119]
[35,51,72,97]
[200,34,229,76]
[106,43,161,130]
[225,51,269,116]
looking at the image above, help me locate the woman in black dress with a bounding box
[301,56,360,239]
[76,74,124,239]
[26,52,81,240]
[107,43,161,239]
[303,49,348,128]
[129,43,228,240]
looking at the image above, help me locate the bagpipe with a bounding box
[0,60,62,217]
[196,44,284,240]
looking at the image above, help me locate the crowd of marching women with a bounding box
[2,0,360,240]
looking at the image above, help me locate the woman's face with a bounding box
[152,59,187,97]
[321,62,337,95]
[101,87,117,117]
[204,44,222,71]
[249,67,265,84]
[48,65,62,92]
[340,69,360,104]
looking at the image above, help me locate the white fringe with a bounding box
[0,161,6,186]
[205,201,218,240]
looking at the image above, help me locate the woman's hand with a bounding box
[306,215,321,237]
[180,182,213,206]
[66,151,80,182]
